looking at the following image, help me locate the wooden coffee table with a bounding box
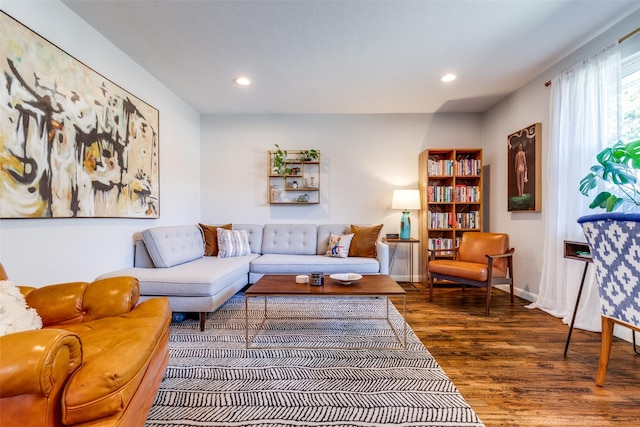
[244,274,407,349]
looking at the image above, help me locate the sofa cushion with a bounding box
[199,223,232,256]
[142,225,204,268]
[262,224,318,255]
[250,254,381,274]
[324,233,354,258]
[218,229,251,258]
[349,224,383,258]
[233,224,264,254]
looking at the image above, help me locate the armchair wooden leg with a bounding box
[596,316,615,386]
[485,283,492,316]
[428,272,434,302]
[510,281,515,304]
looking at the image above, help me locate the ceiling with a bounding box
[62,0,640,115]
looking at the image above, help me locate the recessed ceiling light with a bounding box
[234,77,251,86]
[441,73,457,82]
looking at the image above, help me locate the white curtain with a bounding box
[529,44,621,332]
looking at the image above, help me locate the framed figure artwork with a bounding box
[507,123,541,212]
[0,11,159,218]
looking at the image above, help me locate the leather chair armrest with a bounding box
[485,248,515,259]
[0,329,82,398]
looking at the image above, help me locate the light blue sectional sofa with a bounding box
[98,223,389,330]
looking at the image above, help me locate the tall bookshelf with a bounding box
[418,148,483,283]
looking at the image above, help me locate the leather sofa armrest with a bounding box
[81,276,140,322]
[376,241,390,274]
[24,277,140,325]
[0,329,82,398]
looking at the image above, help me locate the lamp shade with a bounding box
[392,189,421,210]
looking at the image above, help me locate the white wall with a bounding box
[200,113,482,281]
[482,7,640,301]
[0,1,201,285]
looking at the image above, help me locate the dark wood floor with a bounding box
[393,283,640,427]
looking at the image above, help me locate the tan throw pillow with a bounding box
[199,223,232,256]
[348,224,383,258]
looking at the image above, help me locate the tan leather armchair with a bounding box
[0,263,171,427]
[427,232,515,315]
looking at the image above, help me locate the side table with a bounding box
[563,240,592,357]
[384,237,419,283]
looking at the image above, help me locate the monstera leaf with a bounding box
[579,140,640,212]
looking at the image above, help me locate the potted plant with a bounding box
[298,149,319,162]
[579,139,640,212]
[272,144,291,176]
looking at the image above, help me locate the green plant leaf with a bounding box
[579,173,598,195]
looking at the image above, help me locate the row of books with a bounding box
[428,185,480,202]
[457,159,482,176]
[427,212,453,229]
[427,159,481,176]
[455,185,480,202]
[427,211,480,229]
[427,159,455,176]
[427,237,464,254]
[455,211,480,229]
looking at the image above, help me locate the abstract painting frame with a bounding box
[0,11,159,218]
[507,123,541,212]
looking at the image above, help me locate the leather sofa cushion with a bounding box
[53,298,171,425]
[428,260,489,282]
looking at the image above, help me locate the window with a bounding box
[621,33,640,142]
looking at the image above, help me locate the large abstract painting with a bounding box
[0,12,159,218]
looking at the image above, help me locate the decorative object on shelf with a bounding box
[507,123,542,212]
[298,149,319,162]
[0,12,159,219]
[579,139,640,212]
[392,189,421,240]
[272,144,290,176]
[271,185,282,202]
[292,180,299,189]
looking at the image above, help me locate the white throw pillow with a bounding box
[325,233,354,258]
[0,280,43,336]
[217,228,251,258]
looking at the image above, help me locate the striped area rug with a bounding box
[145,293,484,427]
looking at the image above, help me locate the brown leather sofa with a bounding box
[0,263,171,427]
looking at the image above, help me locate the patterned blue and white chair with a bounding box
[578,213,640,386]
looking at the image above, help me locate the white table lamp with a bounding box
[392,189,421,239]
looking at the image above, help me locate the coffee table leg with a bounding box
[245,294,249,349]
